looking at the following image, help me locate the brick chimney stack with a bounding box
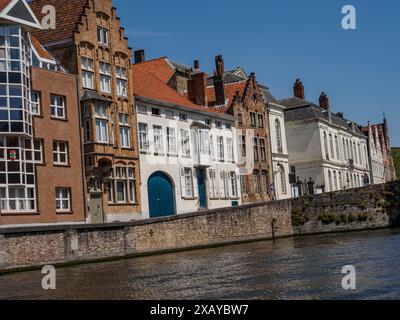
[188,72,208,106]
[293,79,305,100]
[194,60,200,71]
[134,49,145,64]
[213,55,226,106]
[319,92,329,111]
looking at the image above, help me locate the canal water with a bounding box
[1,229,400,300]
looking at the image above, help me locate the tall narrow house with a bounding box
[30,0,141,223]
[0,0,85,226]
[204,56,273,203]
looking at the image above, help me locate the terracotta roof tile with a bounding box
[28,0,88,45]
[134,57,175,84]
[132,62,226,116]
[30,34,54,60]
[207,80,247,107]
[0,0,12,12]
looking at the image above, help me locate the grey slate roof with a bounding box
[206,72,246,86]
[259,84,280,105]
[281,96,364,135]
[167,59,192,74]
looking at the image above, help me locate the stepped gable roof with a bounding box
[206,80,247,108]
[28,0,88,45]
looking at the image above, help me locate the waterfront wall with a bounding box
[0,181,399,272]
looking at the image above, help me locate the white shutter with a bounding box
[227,172,233,198]
[180,168,186,198]
[219,171,225,198]
[193,169,199,198]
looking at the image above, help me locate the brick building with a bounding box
[30,0,141,223]
[186,56,273,203]
[0,0,85,226]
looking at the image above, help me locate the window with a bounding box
[0,187,36,213]
[55,188,71,213]
[138,105,147,114]
[335,136,340,161]
[250,112,257,127]
[31,91,40,115]
[165,110,174,119]
[209,170,218,198]
[180,168,193,198]
[81,57,94,89]
[329,134,335,159]
[97,27,109,46]
[253,138,259,161]
[227,137,234,162]
[109,166,136,204]
[324,131,329,160]
[24,139,43,164]
[99,62,111,93]
[226,123,232,130]
[153,125,163,153]
[339,172,343,190]
[84,106,91,143]
[238,113,243,125]
[181,129,190,156]
[151,108,160,116]
[210,135,215,160]
[167,127,176,154]
[215,121,222,128]
[217,136,224,161]
[240,175,247,195]
[333,171,338,191]
[205,119,212,126]
[275,119,283,154]
[116,66,127,97]
[179,113,188,121]
[94,105,108,143]
[219,171,228,198]
[53,141,68,165]
[198,129,210,156]
[50,95,66,119]
[119,113,130,148]
[258,113,264,128]
[261,172,268,194]
[239,135,246,158]
[253,172,260,194]
[328,170,333,192]
[229,172,238,198]
[260,138,267,161]
[279,165,287,194]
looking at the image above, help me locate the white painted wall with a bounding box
[136,101,241,219]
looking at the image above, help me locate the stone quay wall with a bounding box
[0,180,399,273]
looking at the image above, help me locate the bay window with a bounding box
[95,105,108,143]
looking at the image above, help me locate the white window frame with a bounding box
[50,95,66,119]
[167,127,177,154]
[181,129,190,157]
[81,57,94,89]
[119,113,130,148]
[97,26,109,46]
[153,125,163,154]
[53,141,68,165]
[99,62,111,93]
[55,188,71,213]
[139,123,149,151]
[31,91,41,115]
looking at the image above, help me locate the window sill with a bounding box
[182,197,197,200]
[56,211,73,215]
[108,202,139,206]
[154,152,165,156]
[53,164,71,168]
[50,117,68,122]
[32,114,43,118]
[140,150,151,155]
[167,153,178,157]
[1,211,39,216]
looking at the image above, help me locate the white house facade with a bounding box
[363,122,385,185]
[261,86,291,200]
[281,84,371,195]
[135,96,241,219]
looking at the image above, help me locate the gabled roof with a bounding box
[134,57,176,84]
[0,0,42,29]
[206,80,247,108]
[259,84,280,105]
[28,0,88,45]
[133,61,228,117]
[30,34,54,60]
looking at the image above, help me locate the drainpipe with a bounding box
[266,103,276,200]
[76,76,88,224]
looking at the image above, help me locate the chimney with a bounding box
[134,49,145,64]
[336,112,344,118]
[293,79,305,100]
[319,92,329,111]
[213,55,226,106]
[188,72,208,106]
[193,60,200,71]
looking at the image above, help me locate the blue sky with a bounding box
[114,0,400,146]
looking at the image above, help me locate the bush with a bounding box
[318,212,336,225]
[291,208,309,227]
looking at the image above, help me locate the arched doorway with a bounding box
[148,171,176,218]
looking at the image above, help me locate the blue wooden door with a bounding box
[197,169,207,209]
[148,172,175,218]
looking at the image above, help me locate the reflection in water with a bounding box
[1,229,400,300]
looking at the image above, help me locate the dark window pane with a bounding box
[0,72,6,83]
[7,161,19,172]
[9,85,21,96]
[10,98,22,108]
[8,73,21,84]
[10,122,23,132]
[10,110,22,120]
[26,174,34,185]
[0,122,9,132]
[0,110,8,120]
[0,97,7,107]
[0,85,6,95]
[8,173,20,184]
[6,136,19,147]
